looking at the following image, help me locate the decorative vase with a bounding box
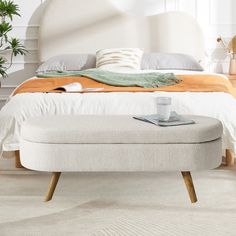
[229,54,236,75]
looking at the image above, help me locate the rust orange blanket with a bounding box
[13,74,236,98]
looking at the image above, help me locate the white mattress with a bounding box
[0,71,235,155]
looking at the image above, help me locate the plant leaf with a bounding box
[0,0,20,20]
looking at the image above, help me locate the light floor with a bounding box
[0,158,236,236]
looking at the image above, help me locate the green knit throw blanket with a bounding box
[37,69,181,88]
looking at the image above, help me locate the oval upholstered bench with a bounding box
[20,115,223,203]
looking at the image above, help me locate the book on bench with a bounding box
[133,111,195,126]
[54,82,104,92]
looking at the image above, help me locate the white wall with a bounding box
[0,0,235,107]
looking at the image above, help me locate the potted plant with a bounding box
[0,0,28,86]
[217,35,236,75]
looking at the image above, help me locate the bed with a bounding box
[0,0,236,166]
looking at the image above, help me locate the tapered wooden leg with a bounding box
[45,172,61,202]
[15,151,24,168]
[181,171,197,203]
[226,149,235,167]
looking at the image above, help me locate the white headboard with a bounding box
[39,0,205,63]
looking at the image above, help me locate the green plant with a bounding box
[0,0,27,79]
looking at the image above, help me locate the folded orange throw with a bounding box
[13,74,236,98]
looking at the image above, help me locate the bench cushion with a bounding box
[21,115,222,144]
[20,115,223,172]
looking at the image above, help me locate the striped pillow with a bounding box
[96,48,143,72]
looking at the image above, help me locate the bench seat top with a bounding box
[21,115,222,144]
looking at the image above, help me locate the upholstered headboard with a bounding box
[39,0,205,63]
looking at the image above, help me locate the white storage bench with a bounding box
[20,115,223,203]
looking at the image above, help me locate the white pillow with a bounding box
[96,48,143,72]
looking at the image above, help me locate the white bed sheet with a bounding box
[0,71,235,155]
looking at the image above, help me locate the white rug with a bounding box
[0,158,236,236]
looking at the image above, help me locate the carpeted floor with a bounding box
[0,158,236,236]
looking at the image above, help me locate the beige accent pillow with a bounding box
[96,48,143,72]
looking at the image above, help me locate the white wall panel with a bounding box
[178,0,196,17]
[210,0,236,25]
[12,0,42,25]
[0,0,235,108]
[9,26,39,40]
[165,0,178,11]
[196,0,210,26]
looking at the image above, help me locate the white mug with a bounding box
[156,97,172,121]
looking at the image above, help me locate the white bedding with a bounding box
[0,71,235,155]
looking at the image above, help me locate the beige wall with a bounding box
[0,0,235,108]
